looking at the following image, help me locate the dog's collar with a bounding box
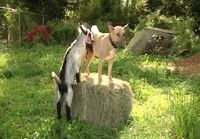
[109,34,118,49]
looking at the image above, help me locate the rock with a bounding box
[71,73,133,128]
[126,27,174,56]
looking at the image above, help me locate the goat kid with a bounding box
[52,25,93,120]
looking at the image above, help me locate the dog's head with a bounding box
[108,23,128,48]
[79,25,94,44]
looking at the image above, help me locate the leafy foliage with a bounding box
[25,25,49,44]
[47,20,77,44]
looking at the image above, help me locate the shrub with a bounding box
[47,20,77,44]
[78,0,102,23]
[95,20,108,33]
[170,17,194,54]
[134,10,174,32]
[25,25,49,45]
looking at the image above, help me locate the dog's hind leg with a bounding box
[98,58,104,82]
[65,85,73,121]
[86,53,95,76]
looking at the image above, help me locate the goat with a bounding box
[52,25,93,120]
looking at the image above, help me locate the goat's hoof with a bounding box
[66,116,72,122]
[57,115,62,119]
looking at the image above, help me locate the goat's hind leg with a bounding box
[65,85,73,121]
[56,91,62,119]
[65,104,71,121]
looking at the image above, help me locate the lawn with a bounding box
[0,44,200,139]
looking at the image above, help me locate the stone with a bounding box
[71,73,133,128]
[126,27,174,55]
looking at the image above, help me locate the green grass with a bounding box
[0,44,200,139]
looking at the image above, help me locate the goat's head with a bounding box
[79,25,94,44]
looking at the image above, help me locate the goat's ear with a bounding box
[79,25,87,35]
[107,23,114,33]
[123,24,129,31]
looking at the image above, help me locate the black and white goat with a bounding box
[52,25,93,120]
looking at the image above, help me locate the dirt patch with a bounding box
[168,52,200,75]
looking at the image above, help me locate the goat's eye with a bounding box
[116,33,120,37]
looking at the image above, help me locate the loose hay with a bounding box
[72,73,133,128]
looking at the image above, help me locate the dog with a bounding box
[86,23,128,82]
[52,25,93,120]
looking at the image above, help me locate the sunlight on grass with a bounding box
[0,45,200,138]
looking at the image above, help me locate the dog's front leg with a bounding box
[86,53,95,76]
[108,58,114,81]
[98,58,104,81]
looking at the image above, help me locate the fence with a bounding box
[0,6,50,46]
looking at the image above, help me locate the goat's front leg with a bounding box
[76,72,80,83]
[98,58,104,82]
[76,67,81,83]
[108,58,114,81]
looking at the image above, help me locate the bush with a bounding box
[170,17,194,54]
[25,26,49,45]
[134,10,174,32]
[47,20,77,44]
[78,0,102,23]
[95,20,108,33]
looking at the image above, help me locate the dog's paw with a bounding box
[87,72,90,76]
[98,79,102,83]
[108,76,112,81]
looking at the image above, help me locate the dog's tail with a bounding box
[52,72,62,85]
[91,25,99,33]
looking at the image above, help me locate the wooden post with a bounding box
[8,27,11,45]
[18,12,21,46]
[42,15,45,25]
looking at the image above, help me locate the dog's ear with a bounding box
[79,25,87,35]
[123,24,129,31]
[107,23,114,33]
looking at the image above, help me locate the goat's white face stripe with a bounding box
[85,30,93,44]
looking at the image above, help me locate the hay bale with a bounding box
[71,73,133,128]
